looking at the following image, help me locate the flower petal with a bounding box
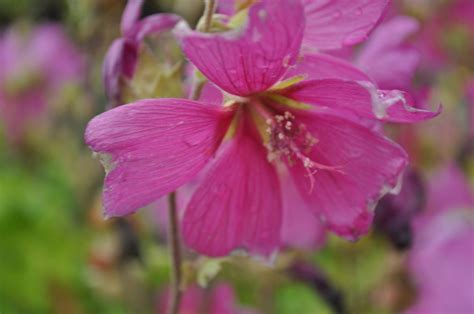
[199,82,224,105]
[102,38,138,105]
[131,14,181,41]
[85,99,233,217]
[280,79,441,123]
[174,0,305,96]
[425,164,474,215]
[302,0,389,50]
[183,114,282,256]
[121,0,144,37]
[280,172,326,249]
[356,16,420,90]
[289,111,407,240]
[285,52,372,81]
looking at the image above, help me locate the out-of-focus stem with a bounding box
[200,0,217,32]
[167,192,182,314]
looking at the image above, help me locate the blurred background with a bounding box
[0,0,472,313]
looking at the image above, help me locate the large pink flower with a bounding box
[86,0,438,257]
[102,0,181,105]
[0,24,83,142]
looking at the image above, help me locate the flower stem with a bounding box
[167,191,182,314]
[198,0,217,32]
[167,2,216,313]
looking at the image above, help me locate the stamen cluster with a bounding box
[265,111,317,165]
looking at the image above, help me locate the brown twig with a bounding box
[167,2,216,313]
[166,192,182,314]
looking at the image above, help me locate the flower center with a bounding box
[264,110,343,191]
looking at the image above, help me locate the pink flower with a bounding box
[219,0,390,50]
[86,0,438,257]
[417,0,474,69]
[102,0,181,105]
[356,16,420,91]
[407,165,474,314]
[0,24,83,142]
[157,284,257,314]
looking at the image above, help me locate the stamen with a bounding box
[265,111,344,191]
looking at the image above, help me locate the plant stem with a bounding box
[199,0,217,32]
[167,2,216,313]
[167,192,182,314]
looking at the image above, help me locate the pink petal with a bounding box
[85,99,233,217]
[289,111,407,240]
[302,0,389,50]
[284,52,372,81]
[157,285,203,314]
[409,203,474,314]
[280,173,326,249]
[174,0,305,96]
[121,0,144,37]
[131,14,181,41]
[102,38,138,105]
[425,164,474,215]
[30,24,84,85]
[199,82,224,105]
[218,0,237,15]
[356,16,420,90]
[280,79,441,123]
[209,284,238,314]
[183,114,282,256]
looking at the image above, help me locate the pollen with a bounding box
[265,111,343,191]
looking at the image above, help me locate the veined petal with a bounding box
[284,52,373,81]
[85,99,233,217]
[280,172,326,249]
[280,79,440,123]
[183,113,282,257]
[289,111,407,240]
[121,0,144,37]
[174,0,305,96]
[302,0,389,50]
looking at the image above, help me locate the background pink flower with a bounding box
[407,165,474,314]
[0,24,83,142]
[157,284,257,314]
[102,0,181,106]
